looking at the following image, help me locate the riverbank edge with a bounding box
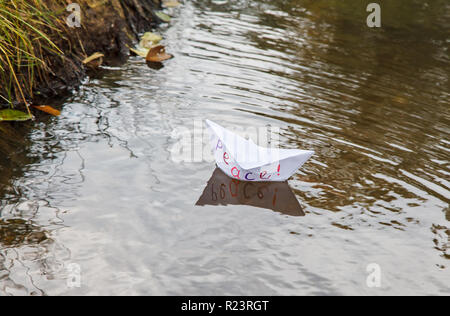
[0,0,164,108]
[0,0,166,183]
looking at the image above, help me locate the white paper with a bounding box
[206,120,314,182]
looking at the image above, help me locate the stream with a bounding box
[0,0,449,295]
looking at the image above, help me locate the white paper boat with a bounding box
[206,120,314,182]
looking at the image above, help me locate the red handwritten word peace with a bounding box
[217,139,280,180]
[228,160,271,181]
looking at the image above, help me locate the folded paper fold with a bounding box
[206,120,314,182]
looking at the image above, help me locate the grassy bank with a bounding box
[0,0,65,112]
[0,0,160,112]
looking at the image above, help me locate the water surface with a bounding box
[0,0,449,295]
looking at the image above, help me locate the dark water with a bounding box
[0,0,449,295]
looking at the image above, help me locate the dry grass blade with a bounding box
[83,52,104,69]
[82,52,104,64]
[0,0,64,109]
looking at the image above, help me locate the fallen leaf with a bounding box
[155,11,171,23]
[139,32,163,48]
[129,46,150,58]
[0,109,33,122]
[163,0,181,8]
[146,45,173,62]
[82,52,104,68]
[32,105,61,116]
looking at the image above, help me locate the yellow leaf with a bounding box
[129,47,150,58]
[163,0,181,8]
[32,105,61,116]
[155,11,171,23]
[139,32,163,48]
[0,109,33,122]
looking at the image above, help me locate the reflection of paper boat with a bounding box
[196,168,305,216]
[206,120,314,182]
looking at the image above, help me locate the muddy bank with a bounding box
[0,0,166,197]
[0,0,165,105]
[35,0,163,100]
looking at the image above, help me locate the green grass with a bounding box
[0,0,64,113]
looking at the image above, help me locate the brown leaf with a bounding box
[146,45,173,63]
[32,105,61,116]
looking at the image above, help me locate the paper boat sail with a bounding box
[206,120,314,182]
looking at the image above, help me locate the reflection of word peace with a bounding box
[211,181,275,203]
[66,3,81,28]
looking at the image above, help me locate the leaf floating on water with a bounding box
[163,0,181,8]
[32,105,61,116]
[155,11,171,23]
[129,46,150,58]
[129,43,173,63]
[146,45,173,62]
[0,109,33,122]
[82,52,104,65]
[140,32,163,49]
